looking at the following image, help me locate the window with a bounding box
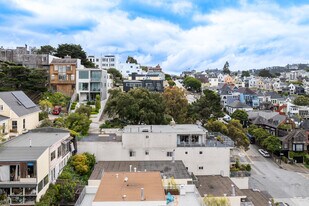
[57,146,62,158]
[199,166,204,170]
[51,74,55,80]
[23,119,25,129]
[167,152,173,157]
[12,121,17,130]
[129,151,136,157]
[51,151,56,161]
[293,144,304,152]
[91,71,102,81]
[145,151,149,155]
[186,167,188,170]
[70,74,75,81]
[0,105,3,110]
[79,71,89,79]
[79,83,89,91]
[199,151,203,154]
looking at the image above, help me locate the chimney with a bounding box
[141,188,145,201]
[231,184,235,196]
[129,165,132,172]
[29,138,32,147]
[134,167,137,172]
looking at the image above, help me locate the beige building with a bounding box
[0,91,40,139]
[0,127,74,205]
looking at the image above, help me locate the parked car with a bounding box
[258,149,270,158]
[277,202,289,206]
[52,106,62,115]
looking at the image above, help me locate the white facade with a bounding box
[78,125,234,177]
[88,55,118,69]
[76,68,112,102]
[117,62,143,78]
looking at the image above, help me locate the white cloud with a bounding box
[1,0,309,74]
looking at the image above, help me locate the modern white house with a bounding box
[87,55,118,69]
[76,68,113,102]
[117,62,143,78]
[78,124,234,177]
[0,127,75,205]
[0,91,40,139]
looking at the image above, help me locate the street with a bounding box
[238,145,309,206]
[174,79,197,103]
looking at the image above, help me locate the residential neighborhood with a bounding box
[1,1,309,206]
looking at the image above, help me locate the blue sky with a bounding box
[0,0,308,74]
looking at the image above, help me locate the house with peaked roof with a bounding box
[280,129,309,163]
[237,87,259,108]
[226,100,253,114]
[0,91,40,138]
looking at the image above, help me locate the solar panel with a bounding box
[11,91,36,109]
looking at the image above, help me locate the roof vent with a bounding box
[122,195,126,200]
[124,177,128,182]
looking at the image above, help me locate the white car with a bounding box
[258,149,270,158]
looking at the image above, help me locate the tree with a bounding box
[104,88,168,125]
[262,135,281,154]
[65,113,92,136]
[183,76,201,92]
[227,120,250,150]
[223,61,230,75]
[39,99,53,112]
[37,45,56,55]
[126,56,138,64]
[107,68,122,84]
[167,80,176,87]
[75,105,92,117]
[189,89,223,124]
[203,195,231,206]
[42,92,70,107]
[206,120,228,135]
[231,110,248,126]
[241,71,250,77]
[251,128,269,144]
[95,94,101,112]
[294,95,309,106]
[258,69,273,78]
[248,124,258,135]
[165,74,172,80]
[163,87,189,123]
[55,44,94,68]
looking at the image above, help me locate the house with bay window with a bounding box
[0,127,75,205]
[49,56,81,96]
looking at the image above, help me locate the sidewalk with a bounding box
[88,95,109,134]
[275,159,309,174]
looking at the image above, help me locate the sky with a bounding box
[0,0,309,74]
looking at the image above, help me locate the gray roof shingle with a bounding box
[227,100,252,108]
[0,91,40,117]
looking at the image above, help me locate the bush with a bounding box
[39,111,48,121]
[39,119,53,127]
[71,102,77,110]
[245,164,251,171]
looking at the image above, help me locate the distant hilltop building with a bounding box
[0,45,58,69]
[87,55,117,69]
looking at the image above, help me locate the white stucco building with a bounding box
[117,62,144,78]
[78,124,234,177]
[87,55,118,69]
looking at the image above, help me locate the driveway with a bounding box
[243,145,309,206]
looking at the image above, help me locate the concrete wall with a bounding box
[36,149,50,201]
[77,141,231,177]
[230,177,249,189]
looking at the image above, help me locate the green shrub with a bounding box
[245,164,251,171]
[71,102,77,110]
[39,111,48,121]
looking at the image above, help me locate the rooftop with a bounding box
[93,172,166,202]
[79,133,122,142]
[0,127,70,161]
[51,58,79,64]
[0,91,40,117]
[123,124,207,134]
[227,100,252,108]
[89,161,191,180]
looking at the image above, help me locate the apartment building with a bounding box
[123,72,165,92]
[0,127,75,205]
[78,124,234,177]
[76,68,113,102]
[0,46,57,69]
[117,62,143,78]
[49,56,82,96]
[0,91,40,138]
[87,55,117,69]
